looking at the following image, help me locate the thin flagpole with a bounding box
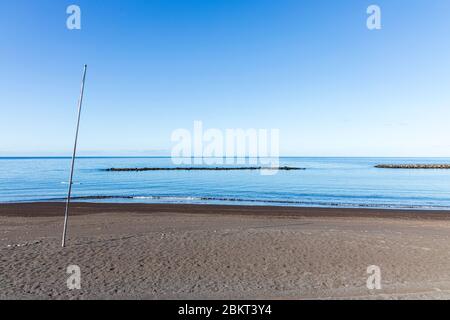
[62,64,87,248]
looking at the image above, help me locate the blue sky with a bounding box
[1,0,450,156]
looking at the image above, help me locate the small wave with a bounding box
[134,196,202,201]
[41,194,450,210]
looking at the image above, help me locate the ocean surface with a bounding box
[1,157,450,210]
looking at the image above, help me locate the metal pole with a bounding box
[62,65,87,248]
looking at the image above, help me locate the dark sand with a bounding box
[2,202,450,299]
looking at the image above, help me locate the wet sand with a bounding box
[2,202,450,299]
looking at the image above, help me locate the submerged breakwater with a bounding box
[105,166,305,172]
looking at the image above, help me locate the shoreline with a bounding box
[8,198,450,212]
[2,201,450,219]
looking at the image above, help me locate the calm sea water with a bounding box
[1,157,450,210]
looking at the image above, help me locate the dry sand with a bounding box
[2,202,450,300]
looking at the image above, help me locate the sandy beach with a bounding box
[2,202,450,300]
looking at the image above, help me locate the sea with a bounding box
[1,157,450,210]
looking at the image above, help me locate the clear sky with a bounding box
[1,0,450,157]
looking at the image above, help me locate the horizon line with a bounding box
[2,155,450,159]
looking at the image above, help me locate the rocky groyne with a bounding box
[375,164,450,169]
